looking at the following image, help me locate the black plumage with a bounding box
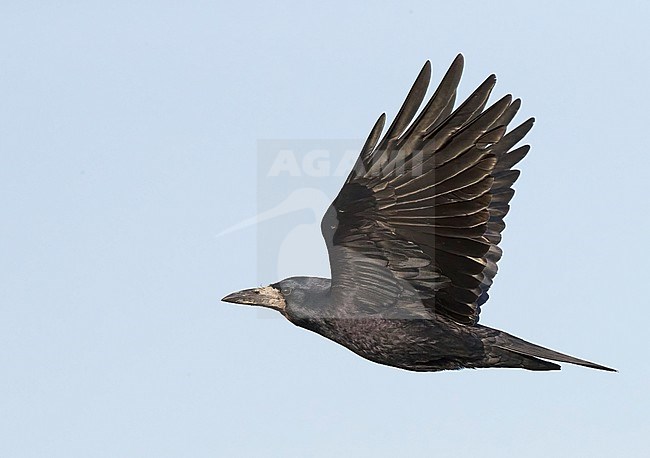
[223,55,614,372]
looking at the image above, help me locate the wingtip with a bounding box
[477,73,497,92]
[450,54,465,73]
[500,93,514,105]
[419,60,432,81]
[377,112,387,129]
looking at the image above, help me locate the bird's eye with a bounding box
[282,287,293,295]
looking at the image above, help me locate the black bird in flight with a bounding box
[223,55,614,372]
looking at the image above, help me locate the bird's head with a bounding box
[222,277,328,319]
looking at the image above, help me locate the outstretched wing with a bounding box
[321,54,532,324]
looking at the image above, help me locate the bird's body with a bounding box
[267,277,608,372]
[223,55,615,373]
[305,317,481,372]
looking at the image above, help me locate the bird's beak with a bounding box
[222,286,286,311]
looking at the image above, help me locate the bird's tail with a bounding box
[481,328,616,372]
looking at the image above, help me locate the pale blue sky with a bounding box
[1,1,648,457]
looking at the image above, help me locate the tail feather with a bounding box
[495,331,616,372]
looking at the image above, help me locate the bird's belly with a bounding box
[321,318,477,372]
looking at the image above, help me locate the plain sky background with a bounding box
[1,1,649,457]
